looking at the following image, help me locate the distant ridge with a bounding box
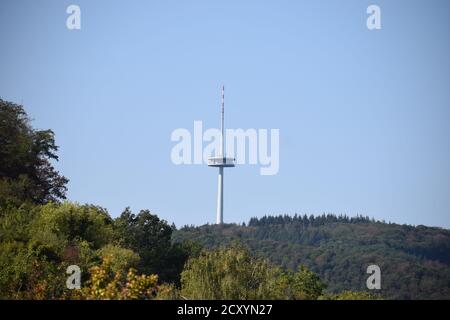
[173,214,450,299]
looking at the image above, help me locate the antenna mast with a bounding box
[220,85,225,156]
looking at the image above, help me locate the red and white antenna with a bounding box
[220,85,225,156]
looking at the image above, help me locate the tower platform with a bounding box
[207,156,235,167]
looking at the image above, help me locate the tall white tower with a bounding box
[207,86,235,224]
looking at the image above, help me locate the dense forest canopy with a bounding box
[174,215,450,299]
[0,99,68,206]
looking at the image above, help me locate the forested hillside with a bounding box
[1,99,379,300]
[1,98,448,300]
[173,215,450,299]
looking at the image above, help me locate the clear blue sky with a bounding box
[1,0,449,228]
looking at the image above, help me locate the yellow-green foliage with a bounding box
[98,245,140,274]
[79,257,159,300]
[181,244,276,299]
[30,202,114,254]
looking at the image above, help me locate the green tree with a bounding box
[269,265,326,300]
[181,244,278,299]
[114,208,198,284]
[27,202,115,268]
[0,99,68,206]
